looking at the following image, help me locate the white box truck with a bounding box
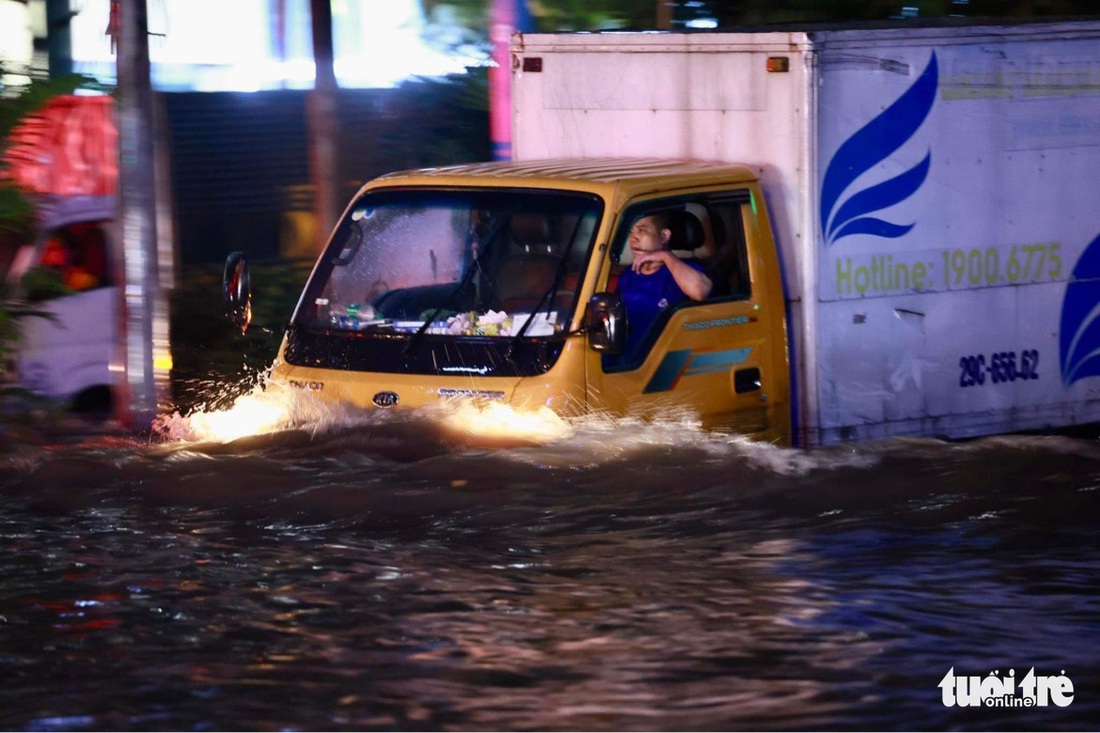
[233,19,1100,446]
[4,95,120,413]
[509,20,1100,444]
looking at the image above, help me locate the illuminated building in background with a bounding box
[14,0,485,91]
[0,0,34,88]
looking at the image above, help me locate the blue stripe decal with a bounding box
[684,347,752,374]
[642,347,753,392]
[643,349,693,393]
[684,365,732,377]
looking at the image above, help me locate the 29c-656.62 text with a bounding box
[959,350,1040,388]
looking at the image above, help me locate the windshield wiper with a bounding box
[403,275,473,358]
[505,239,578,359]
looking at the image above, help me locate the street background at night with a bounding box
[1,3,1100,731]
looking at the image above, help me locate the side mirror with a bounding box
[584,291,627,354]
[223,251,252,334]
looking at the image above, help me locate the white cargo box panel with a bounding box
[511,23,1100,445]
[811,22,1100,444]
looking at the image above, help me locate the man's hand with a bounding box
[631,249,669,275]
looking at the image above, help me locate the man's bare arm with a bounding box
[661,252,712,301]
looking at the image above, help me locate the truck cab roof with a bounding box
[368,158,761,202]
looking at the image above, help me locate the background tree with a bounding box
[420,0,1100,37]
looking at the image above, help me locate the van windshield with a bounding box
[295,188,602,339]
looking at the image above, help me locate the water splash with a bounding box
[153,381,350,443]
[151,379,889,482]
[434,400,573,444]
[153,381,573,447]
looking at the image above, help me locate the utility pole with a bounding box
[114,0,166,431]
[489,0,532,161]
[308,0,339,253]
[45,0,74,77]
[656,0,673,29]
[655,0,673,28]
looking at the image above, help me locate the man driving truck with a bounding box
[616,211,713,358]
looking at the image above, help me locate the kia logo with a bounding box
[372,391,399,409]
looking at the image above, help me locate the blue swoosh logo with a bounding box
[1059,233,1100,386]
[821,53,938,246]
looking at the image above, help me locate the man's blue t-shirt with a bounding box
[615,259,706,359]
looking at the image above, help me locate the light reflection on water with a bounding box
[1,410,1099,731]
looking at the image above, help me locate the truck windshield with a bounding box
[295,188,602,339]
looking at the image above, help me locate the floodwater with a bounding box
[1,391,1099,731]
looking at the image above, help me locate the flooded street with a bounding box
[1,399,1098,731]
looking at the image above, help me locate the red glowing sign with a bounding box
[4,94,118,197]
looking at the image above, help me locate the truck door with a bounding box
[585,190,789,441]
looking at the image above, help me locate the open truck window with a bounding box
[610,193,752,299]
[605,190,754,369]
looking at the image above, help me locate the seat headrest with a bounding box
[497,252,561,302]
[510,213,557,250]
[664,209,704,252]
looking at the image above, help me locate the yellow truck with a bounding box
[226,21,1100,446]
